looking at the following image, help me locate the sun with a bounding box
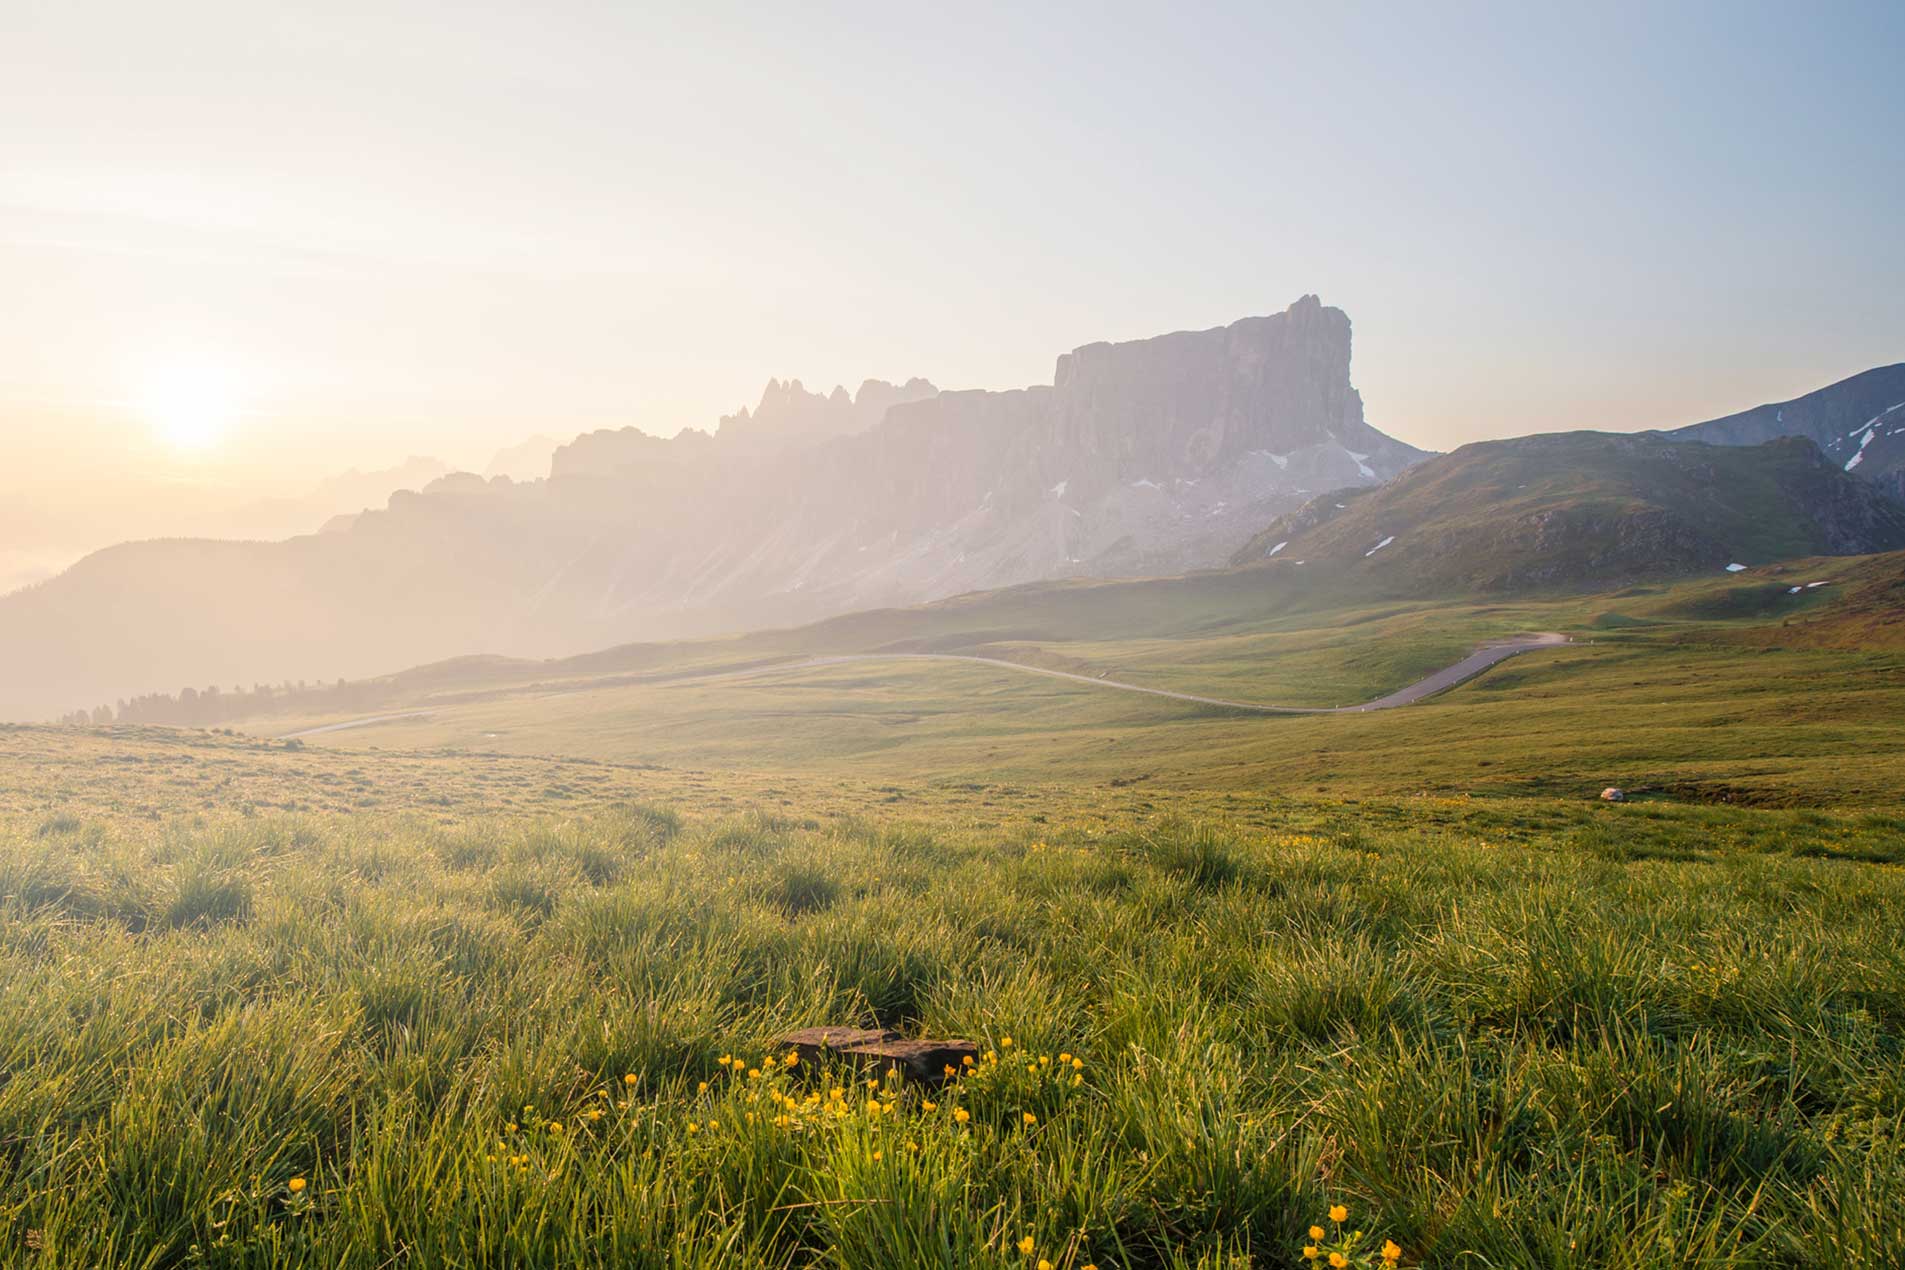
[136,357,243,453]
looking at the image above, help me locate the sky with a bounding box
[4,0,1903,491]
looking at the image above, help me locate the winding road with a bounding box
[775,632,1569,715]
[283,633,1569,737]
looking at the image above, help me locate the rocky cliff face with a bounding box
[0,297,1427,720]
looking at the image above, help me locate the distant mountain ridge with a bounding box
[1664,364,1905,499]
[0,296,1426,720]
[1232,431,1905,589]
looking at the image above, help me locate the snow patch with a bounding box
[1365,535,1396,557]
[1807,580,1830,588]
[1267,541,1287,557]
[1846,426,1878,471]
[1344,447,1375,479]
[1725,563,1747,572]
[1049,479,1068,497]
[1132,478,1161,490]
[1789,586,1803,594]
[1248,449,1291,469]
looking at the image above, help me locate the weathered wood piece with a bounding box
[838,1037,980,1084]
[774,1027,898,1065]
[772,1027,978,1084]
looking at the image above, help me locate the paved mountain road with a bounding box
[283,633,1569,737]
[784,632,1570,715]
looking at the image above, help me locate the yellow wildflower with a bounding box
[1302,1249,1318,1262]
[1017,1236,1035,1255]
[548,1121,563,1134]
[922,1100,938,1111]
[1329,1255,1348,1269]
[1310,1226,1325,1241]
[1022,1112,1037,1126]
[954,1108,970,1123]
[1382,1241,1402,1264]
[783,1052,799,1067]
[1330,1205,1348,1223]
[287,1178,307,1193]
[623,1073,639,1086]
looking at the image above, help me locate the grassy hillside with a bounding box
[1,739,1903,1267]
[1230,433,1905,590]
[239,554,1905,809]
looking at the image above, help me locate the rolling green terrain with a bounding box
[5,547,1904,1267]
[245,552,1905,808]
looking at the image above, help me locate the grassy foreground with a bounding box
[3,786,1903,1268]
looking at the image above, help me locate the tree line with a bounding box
[56,677,391,728]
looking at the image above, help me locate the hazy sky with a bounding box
[5,0,1903,482]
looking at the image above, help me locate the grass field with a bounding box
[3,756,1904,1268]
[6,555,1905,1267]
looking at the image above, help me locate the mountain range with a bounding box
[0,296,1428,720]
[1665,364,1905,501]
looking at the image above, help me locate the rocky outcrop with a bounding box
[716,376,939,453]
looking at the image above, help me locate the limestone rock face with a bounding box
[1051,295,1372,474]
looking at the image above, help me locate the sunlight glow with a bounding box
[135,357,243,452]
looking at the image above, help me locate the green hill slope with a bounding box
[1230,432,1905,590]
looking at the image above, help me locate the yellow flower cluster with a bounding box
[1012,1233,1096,1270]
[1299,1204,1401,1267]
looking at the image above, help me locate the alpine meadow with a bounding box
[5,4,1905,1268]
